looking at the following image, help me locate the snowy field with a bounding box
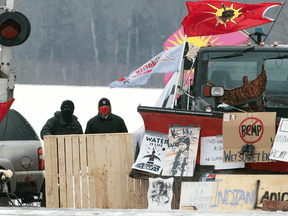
[11,84,163,140]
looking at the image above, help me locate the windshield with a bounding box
[199,51,288,107]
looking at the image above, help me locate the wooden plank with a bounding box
[86,135,97,209]
[262,200,288,211]
[119,134,128,209]
[142,179,149,209]
[105,134,114,208]
[72,136,81,208]
[100,134,109,209]
[134,179,141,209]
[58,136,67,208]
[80,135,89,209]
[44,136,53,208]
[112,134,122,209]
[51,136,59,208]
[125,134,135,209]
[93,134,103,208]
[65,136,74,208]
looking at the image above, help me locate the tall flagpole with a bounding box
[171,35,187,108]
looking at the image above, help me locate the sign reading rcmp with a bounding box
[223,112,276,163]
[239,117,264,144]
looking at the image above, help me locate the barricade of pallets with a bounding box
[44,133,148,209]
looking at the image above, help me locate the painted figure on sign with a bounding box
[151,180,171,206]
[170,136,191,176]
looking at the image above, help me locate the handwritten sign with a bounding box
[180,182,215,210]
[200,136,244,170]
[223,112,275,163]
[132,132,168,175]
[148,177,174,210]
[162,126,200,177]
[270,118,288,162]
[211,174,288,211]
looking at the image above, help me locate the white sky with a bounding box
[11,84,163,139]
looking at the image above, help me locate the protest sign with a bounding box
[270,118,288,162]
[162,126,200,177]
[180,182,215,210]
[132,132,168,175]
[148,177,174,210]
[200,136,244,169]
[223,112,276,163]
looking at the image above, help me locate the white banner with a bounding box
[109,44,183,88]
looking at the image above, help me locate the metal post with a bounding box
[171,35,187,108]
[0,0,15,102]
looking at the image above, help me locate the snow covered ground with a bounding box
[11,84,163,140]
[0,207,286,215]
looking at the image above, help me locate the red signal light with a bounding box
[1,19,20,39]
[0,11,30,46]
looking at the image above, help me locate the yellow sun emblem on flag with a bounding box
[206,3,243,28]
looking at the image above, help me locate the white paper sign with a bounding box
[200,136,244,170]
[148,177,174,210]
[132,132,168,175]
[180,182,215,210]
[270,118,288,162]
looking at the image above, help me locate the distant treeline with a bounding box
[7,0,287,88]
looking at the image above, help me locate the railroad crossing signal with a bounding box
[0,11,30,46]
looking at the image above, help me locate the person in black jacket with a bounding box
[40,100,83,140]
[85,98,128,134]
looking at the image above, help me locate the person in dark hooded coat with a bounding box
[85,98,128,134]
[40,100,83,140]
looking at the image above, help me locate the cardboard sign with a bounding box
[162,126,200,177]
[223,112,276,163]
[200,136,244,170]
[211,174,288,211]
[180,182,215,210]
[132,132,168,175]
[270,118,288,162]
[148,177,174,210]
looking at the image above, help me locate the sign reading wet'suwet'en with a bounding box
[222,112,276,163]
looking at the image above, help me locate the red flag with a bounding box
[182,1,282,36]
[0,98,14,124]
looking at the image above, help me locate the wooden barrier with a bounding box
[44,133,148,209]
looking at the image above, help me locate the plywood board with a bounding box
[211,174,288,211]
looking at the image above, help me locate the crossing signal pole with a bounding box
[0,0,30,103]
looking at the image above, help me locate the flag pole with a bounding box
[241,30,257,44]
[171,35,187,108]
[264,0,286,42]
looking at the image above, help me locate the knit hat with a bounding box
[98,98,111,108]
[61,100,75,112]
